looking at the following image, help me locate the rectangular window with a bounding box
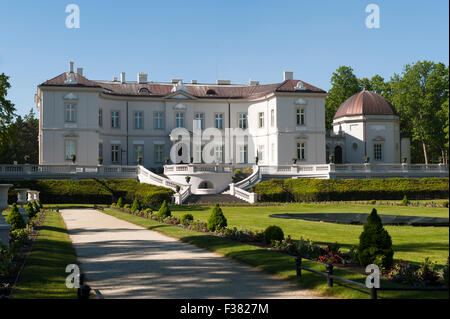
[194,113,204,129]
[154,144,164,163]
[271,109,275,127]
[175,112,184,128]
[134,144,144,163]
[239,145,248,163]
[238,113,247,129]
[99,143,103,158]
[154,112,164,129]
[215,113,224,129]
[297,142,306,160]
[111,144,120,163]
[111,111,120,128]
[258,145,264,162]
[296,109,305,126]
[258,112,264,128]
[134,112,144,129]
[214,145,223,163]
[65,104,76,122]
[98,109,103,127]
[65,140,76,160]
[374,144,383,160]
[271,143,276,161]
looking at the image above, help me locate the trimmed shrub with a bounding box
[207,204,227,232]
[402,195,409,206]
[33,201,40,214]
[6,204,26,231]
[254,178,449,202]
[357,208,394,269]
[157,200,171,220]
[25,203,36,219]
[263,225,284,244]
[117,197,124,208]
[131,198,141,213]
[37,199,43,209]
[123,204,130,209]
[180,213,194,226]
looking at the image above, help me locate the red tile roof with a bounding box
[40,72,326,99]
[334,90,397,119]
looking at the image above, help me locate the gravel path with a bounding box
[61,209,325,299]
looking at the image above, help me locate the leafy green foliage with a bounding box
[263,225,284,244]
[6,203,26,231]
[25,202,36,219]
[357,209,394,269]
[180,213,194,226]
[117,197,124,208]
[402,195,409,206]
[207,204,227,231]
[131,198,141,213]
[0,243,13,276]
[157,200,171,219]
[255,178,449,202]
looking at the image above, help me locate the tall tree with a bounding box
[390,61,449,164]
[358,74,392,100]
[325,66,360,130]
[0,73,16,151]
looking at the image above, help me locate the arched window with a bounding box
[206,89,217,95]
[139,88,150,94]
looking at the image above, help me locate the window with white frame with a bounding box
[215,113,224,129]
[98,109,103,127]
[111,144,120,163]
[296,109,305,126]
[154,144,164,163]
[258,145,265,162]
[154,112,164,129]
[111,111,120,128]
[194,113,204,129]
[258,112,264,128]
[175,112,184,128]
[65,140,76,160]
[374,143,383,160]
[238,113,247,129]
[134,144,144,162]
[65,104,76,122]
[134,112,144,129]
[239,145,248,163]
[214,145,223,163]
[297,142,306,160]
[271,109,275,127]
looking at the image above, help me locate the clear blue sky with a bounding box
[1,0,448,116]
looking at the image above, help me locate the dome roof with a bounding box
[333,90,397,120]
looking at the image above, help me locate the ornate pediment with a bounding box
[62,131,79,138]
[373,135,386,142]
[173,103,187,110]
[294,98,308,105]
[63,92,78,100]
[295,134,309,140]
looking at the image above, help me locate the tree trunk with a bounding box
[422,139,428,164]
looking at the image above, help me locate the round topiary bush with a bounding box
[181,213,194,226]
[263,225,284,244]
[207,204,227,231]
[357,208,394,269]
[157,200,171,220]
[6,203,26,231]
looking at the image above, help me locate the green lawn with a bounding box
[11,210,79,298]
[101,207,448,299]
[169,203,449,265]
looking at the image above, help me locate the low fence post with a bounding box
[326,263,334,287]
[370,287,377,300]
[295,256,302,277]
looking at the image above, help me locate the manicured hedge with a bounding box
[4,179,173,206]
[254,178,449,202]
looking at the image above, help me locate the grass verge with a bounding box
[102,208,448,299]
[11,210,78,299]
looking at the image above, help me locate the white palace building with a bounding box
[1,62,445,204]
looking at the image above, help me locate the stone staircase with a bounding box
[185,194,246,204]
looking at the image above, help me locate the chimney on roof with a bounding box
[216,79,231,85]
[113,76,118,82]
[171,78,182,84]
[283,71,293,81]
[77,67,83,76]
[249,80,259,86]
[69,61,74,73]
[138,72,148,84]
[120,72,126,83]
[191,80,197,84]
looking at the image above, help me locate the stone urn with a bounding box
[15,188,29,224]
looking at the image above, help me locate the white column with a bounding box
[0,184,13,247]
